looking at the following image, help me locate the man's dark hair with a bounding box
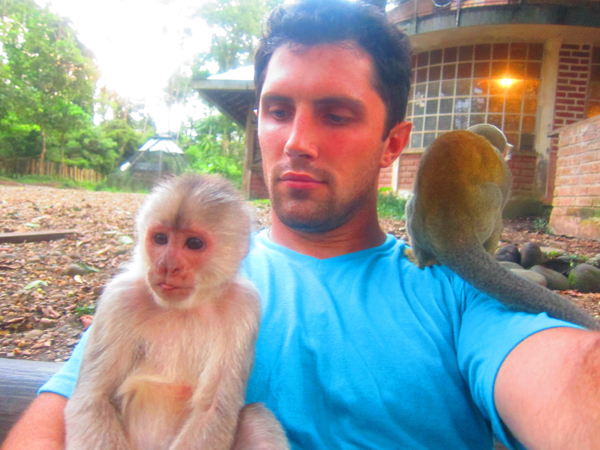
[254,0,412,136]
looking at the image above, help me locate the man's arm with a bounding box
[495,326,600,449]
[1,393,67,450]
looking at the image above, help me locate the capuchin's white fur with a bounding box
[65,174,290,450]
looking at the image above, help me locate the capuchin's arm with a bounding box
[495,327,600,449]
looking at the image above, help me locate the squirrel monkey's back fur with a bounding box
[406,124,600,330]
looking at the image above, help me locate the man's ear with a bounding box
[380,121,412,168]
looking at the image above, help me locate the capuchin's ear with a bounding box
[380,121,412,169]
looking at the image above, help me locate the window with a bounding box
[587,47,600,118]
[406,43,543,151]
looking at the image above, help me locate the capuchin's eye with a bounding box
[153,233,168,245]
[186,237,204,250]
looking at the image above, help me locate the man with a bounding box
[4,1,600,449]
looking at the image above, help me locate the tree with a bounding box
[197,0,282,73]
[0,0,97,166]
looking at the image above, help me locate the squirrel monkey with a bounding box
[406,124,599,330]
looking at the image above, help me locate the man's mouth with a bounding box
[279,172,324,189]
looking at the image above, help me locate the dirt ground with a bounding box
[1,183,600,362]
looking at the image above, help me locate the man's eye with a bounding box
[269,109,288,120]
[186,237,204,250]
[325,114,350,125]
[153,233,168,245]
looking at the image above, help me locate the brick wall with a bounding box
[549,114,600,239]
[378,165,393,190]
[249,171,269,200]
[397,152,421,192]
[506,153,537,198]
[545,43,593,203]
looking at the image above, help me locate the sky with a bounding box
[34,0,215,133]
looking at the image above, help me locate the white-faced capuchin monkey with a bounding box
[406,124,600,330]
[65,174,290,450]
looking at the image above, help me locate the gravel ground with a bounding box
[1,182,599,362]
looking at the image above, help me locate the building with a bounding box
[192,0,600,235]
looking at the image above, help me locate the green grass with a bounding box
[377,189,407,221]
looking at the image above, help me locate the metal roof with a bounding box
[190,66,255,127]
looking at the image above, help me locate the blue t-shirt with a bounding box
[41,230,575,449]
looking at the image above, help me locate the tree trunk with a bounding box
[39,123,46,175]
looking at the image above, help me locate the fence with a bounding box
[0,157,103,184]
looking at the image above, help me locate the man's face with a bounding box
[258,43,405,233]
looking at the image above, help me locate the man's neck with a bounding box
[268,211,387,259]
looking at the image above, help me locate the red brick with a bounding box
[554,197,576,207]
[566,93,586,99]
[557,85,577,92]
[558,72,577,79]
[580,73,588,78]
[589,186,600,196]
[556,104,566,111]
[556,92,566,98]
[580,152,597,163]
[570,65,589,71]
[575,197,593,207]
[573,51,591,58]
[569,79,588,86]
[562,44,581,50]
[559,64,569,70]
[556,112,575,118]
[559,51,572,57]
[568,106,585,113]
[581,174,596,184]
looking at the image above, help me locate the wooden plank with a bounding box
[0,358,63,443]
[0,230,78,244]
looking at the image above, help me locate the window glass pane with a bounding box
[412,117,424,131]
[489,97,504,113]
[506,98,522,114]
[472,79,489,96]
[439,115,452,130]
[423,132,436,147]
[454,115,468,129]
[426,99,439,115]
[428,81,440,97]
[470,115,485,126]
[440,98,454,114]
[472,97,487,113]
[410,133,423,148]
[522,116,536,133]
[456,79,471,96]
[454,98,470,113]
[441,80,455,97]
[425,116,437,131]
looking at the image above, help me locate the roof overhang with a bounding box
[190,70,256,127]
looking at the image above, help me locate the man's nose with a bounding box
[284,108,319,159]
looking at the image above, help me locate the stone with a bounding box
[520,242,545,269]
[529,265,570,291]
[64,264,86,276]
[495,244,521,265]
[510,268,547,287]
[541,258,572,277]
[498,261,523,271]
[540,247,566,258]
[569,264,600,293]
[24,329,45,339]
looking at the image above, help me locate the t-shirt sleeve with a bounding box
[455,281,581,450]
[38,328,89,398]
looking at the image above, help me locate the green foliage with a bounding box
[377,190,407,221]
[181,113,245,187]
[75,303,96,317]
[197,0,283,73]
[0,0,98,162]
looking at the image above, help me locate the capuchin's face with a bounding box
[257,43,407,233]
